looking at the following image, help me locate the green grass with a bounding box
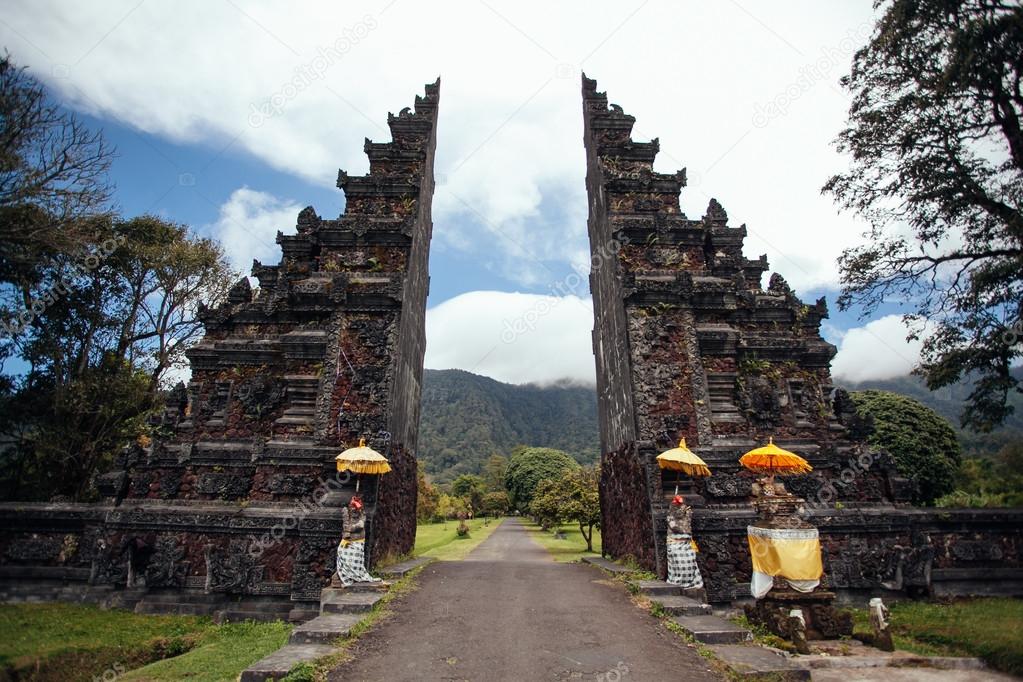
[120,620,291,681]
[522,520,601,562]
[0,602,290,682]
[850,598,1023,675]
[414,517,502,561]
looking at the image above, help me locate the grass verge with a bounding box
[414,517,502,561]
[0,602,290,682]
[849,597,1023,675]
[521,520,601,562]
[119,619,291,681]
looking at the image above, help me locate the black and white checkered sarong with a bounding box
[666,534,704,589]
[336,540,380,586]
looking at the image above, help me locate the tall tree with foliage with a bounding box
[0,53,114,305]
[0,215,233,500]
[529,467,600,550]
[851,389,962,504]
[504,446,579,511]
[825,1,1023,432]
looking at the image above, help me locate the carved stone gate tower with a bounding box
[0,80,438,618]
[582,74,1023,602]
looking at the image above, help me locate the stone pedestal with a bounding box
[744,588,853,641]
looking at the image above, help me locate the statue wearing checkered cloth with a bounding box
[335,496,381,586]
[666,495,704,589]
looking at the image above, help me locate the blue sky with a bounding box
[2,0,924,386]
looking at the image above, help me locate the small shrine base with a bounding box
[744,588,853,643]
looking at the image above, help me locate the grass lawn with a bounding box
[850,597,1023,675]
[0,602,288,682]
[119,619,291,682]
[414,517,502,561]
[522,519,601,562]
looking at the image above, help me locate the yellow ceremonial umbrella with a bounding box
[739,437,812,477]
[657,438,711,495]
[335,437,391,490]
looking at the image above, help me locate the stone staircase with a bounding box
[240,556,432,681]
[582,559,753,646]
[634,579,752,644]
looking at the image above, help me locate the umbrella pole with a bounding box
[355,475,361,492]
[674,483,679,496]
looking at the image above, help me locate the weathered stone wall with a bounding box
[581,73,1023,602]
[0,80,440,613]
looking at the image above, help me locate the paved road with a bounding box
[329,517,723,681]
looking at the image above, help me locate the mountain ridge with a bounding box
[417,368,1022,482]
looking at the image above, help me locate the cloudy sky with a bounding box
[1,0,924,386]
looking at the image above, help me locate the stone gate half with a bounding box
[582,74,1023,603]
[0,79,439,618]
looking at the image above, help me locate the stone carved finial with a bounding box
[705,198,728,223]
[336,169,349,190]
[227,277,252,305]
[296,206,320,233]
[768,273,791,295]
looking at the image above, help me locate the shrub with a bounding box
[850,390,961,504]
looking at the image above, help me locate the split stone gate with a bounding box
[0,76,1020,617]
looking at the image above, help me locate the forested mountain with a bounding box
[417,368,1023,482]
[418,369,599,482]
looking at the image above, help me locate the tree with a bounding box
[528,467,601,550]
[434,493,469,521]
[480,490,510,518]
[825,1,1023,432]
[850,390,962,504]
[528,478,563,530]
[482,453,508,491]
[451,473,485,513]
[0,216,233,500]
[0,53,114,299]
[504,446,579,511]
[417,464,439,523]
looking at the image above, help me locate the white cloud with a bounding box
[831,314,930,383]
[207,187,302,273]
[425,291,595,385]
[2,0,878,291]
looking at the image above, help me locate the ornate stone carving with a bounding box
[235,375,285,418]
[205,541,265,593]
[145,535,189,588]
[196,473,252,498]
[703,474,753,499]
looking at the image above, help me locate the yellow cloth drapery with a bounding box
[747,526,823,581]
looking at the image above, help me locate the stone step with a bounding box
[707,644,810,680]
[378,556,434,579]
[581,556,635,575]
[240,643,335,682]
[649,595,712,617]
[634,579,680,597]
[288,607,321,623]
[672,615,752,644]
[319,590,382,615]
[289,613,362,645]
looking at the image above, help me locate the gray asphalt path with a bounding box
[329,517,724,681]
